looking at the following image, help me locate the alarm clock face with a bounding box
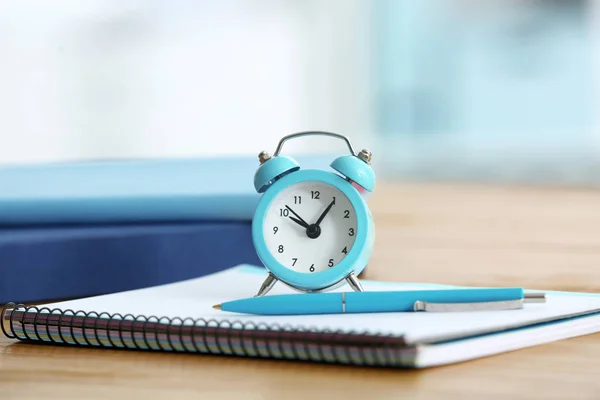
[263,181,358,273]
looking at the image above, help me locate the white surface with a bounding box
[38,265,600,350]
[417,312,600,368]
[263,181,357,273]
[0,1,373,165]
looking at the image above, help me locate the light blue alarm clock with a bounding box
[251,131,375,297]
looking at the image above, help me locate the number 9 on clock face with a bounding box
[263,181,357,273]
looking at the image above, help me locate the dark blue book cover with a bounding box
[0,222,261,304]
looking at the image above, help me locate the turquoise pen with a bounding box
[213,288,546,315]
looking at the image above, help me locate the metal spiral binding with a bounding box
[1,302,407,367]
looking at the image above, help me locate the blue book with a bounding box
[0,155,331,226]
[0,155,331,303]
[0,221,261,303]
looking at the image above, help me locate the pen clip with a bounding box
[413,299,524,312]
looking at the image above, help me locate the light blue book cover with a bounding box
[0,155,332,225]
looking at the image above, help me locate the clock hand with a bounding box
[285,205,309,228]
[289,215,309,229]
[314,199,335,227]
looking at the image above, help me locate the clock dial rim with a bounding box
[252,169,372,291]
[262,180,358,273]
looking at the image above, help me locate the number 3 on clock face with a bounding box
[252,169,374,292]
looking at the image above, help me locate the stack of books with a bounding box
[0,156,327,304]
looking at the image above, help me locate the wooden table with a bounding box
[2,181,600,399]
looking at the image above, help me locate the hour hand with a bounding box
[289,215,309,228]
[285,205,309,228]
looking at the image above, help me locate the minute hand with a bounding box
[314,199,335,227]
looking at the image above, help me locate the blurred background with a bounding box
[1,0,599,186]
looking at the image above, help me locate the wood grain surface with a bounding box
[2,181,600,400]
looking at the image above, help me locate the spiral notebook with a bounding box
[4,265,600,368]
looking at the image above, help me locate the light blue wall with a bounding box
[371,0,599,184]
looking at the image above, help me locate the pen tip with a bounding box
[212,304,222,310]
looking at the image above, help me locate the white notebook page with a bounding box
[35,265,600,345]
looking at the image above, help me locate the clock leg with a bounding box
[346,272,364,292]
[255,273,278,297]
